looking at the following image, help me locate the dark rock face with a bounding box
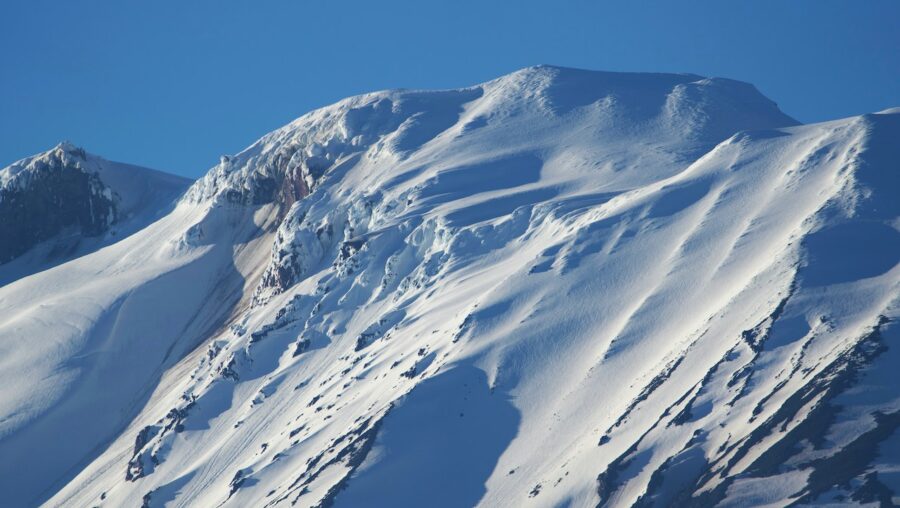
[0,151,117,263]
[218,143,321,212]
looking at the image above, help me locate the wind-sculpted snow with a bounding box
[0,66,897,507]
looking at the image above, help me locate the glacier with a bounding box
[0,66,897,507]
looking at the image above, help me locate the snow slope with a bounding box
[0,66,897,507]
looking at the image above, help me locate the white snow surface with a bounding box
[0,66,897,507]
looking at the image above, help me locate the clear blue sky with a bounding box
[2,0,898,178]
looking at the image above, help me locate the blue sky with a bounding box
[2,0,898,178]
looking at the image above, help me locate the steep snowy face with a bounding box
[3,67,898,508]
[0,143,191,276]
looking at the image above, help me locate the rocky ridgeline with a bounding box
[0,143,118,263]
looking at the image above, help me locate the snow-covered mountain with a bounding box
[1,66,898,507]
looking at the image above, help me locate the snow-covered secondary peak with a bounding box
[7,143,108,190]
[1,67,898,508]
[1,141,190,217]
[0,142,190,276]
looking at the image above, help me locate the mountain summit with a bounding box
[0,67,897,507]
